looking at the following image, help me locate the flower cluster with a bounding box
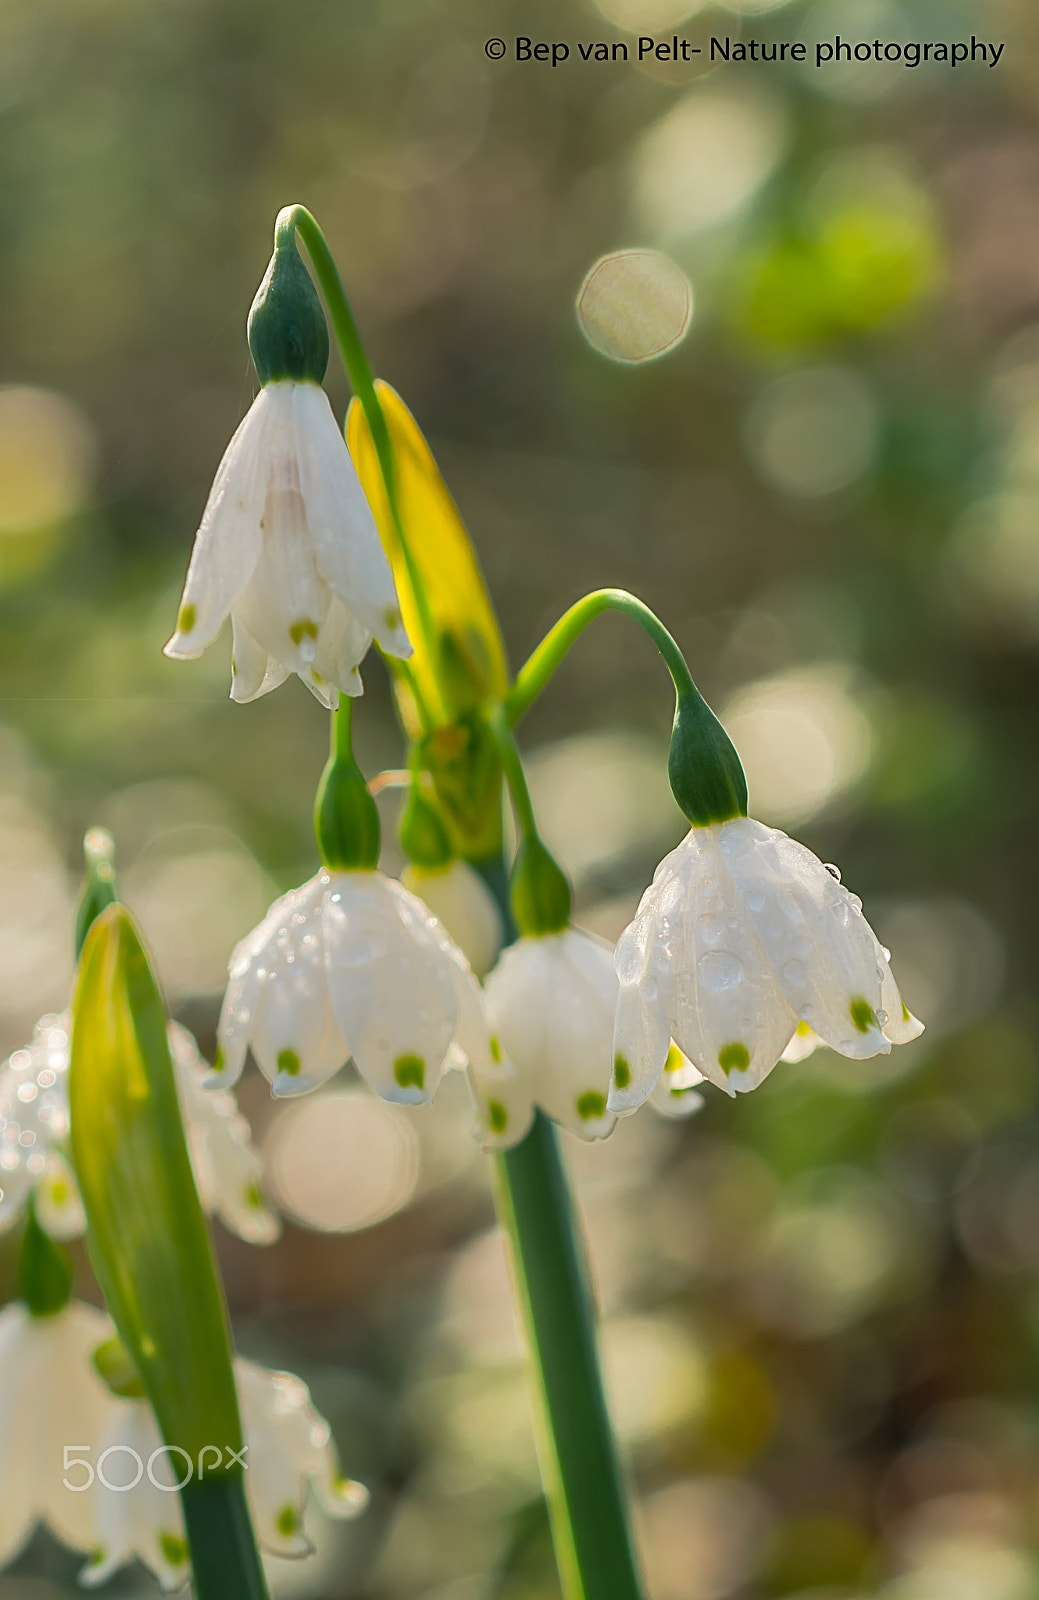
[0,1298,363,1589]
[0,1013,278,1245]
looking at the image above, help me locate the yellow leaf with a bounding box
[347,382,509,726]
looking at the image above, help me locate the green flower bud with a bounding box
[314,753,381,871]
[93,1333,147,1398]
[247,234,329,387]
[510,838,571,937]
[399,783,452,870]
[668,686,748,827]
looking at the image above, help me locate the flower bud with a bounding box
[247,227,329,387]
[510,838,571,937]
[399,783,452,869]
[16,1200,73,1318]
[74,827,117,958]
[314,751,381,871]
[668,686,748,827]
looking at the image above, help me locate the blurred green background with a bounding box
[0,0,1036,1595]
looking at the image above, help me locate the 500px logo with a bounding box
[62,1443,248,1492]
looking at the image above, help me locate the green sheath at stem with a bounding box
[476,857,645,1600]
[180,1474,269,1600]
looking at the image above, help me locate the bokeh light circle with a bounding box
[576,250,692,363]
[266,1089,420,1232]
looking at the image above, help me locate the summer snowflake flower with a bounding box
[163,380,412,707]
[0,1014,278,1245]
[84,1357,367,1591]
[0,1300,118,1567]
[609,817,923,1112]
[216,869,494,1103]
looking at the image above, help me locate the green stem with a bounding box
[277,204,438,677]
[180,1474,269,1600]
[476,860,645,1600]
[505,588,696,725]
[487,705,538,842]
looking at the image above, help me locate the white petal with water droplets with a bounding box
[323,873,459,1105]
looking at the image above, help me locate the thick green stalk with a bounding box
[476,858,645,1600]
[180,1474,268,1600]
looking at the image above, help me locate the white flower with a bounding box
[401,859,504,978]
[0,1014,278,1245]
[163,380,411,706]
[0,1300,119,1567]
[473,928,619,1147]
[609,817,923,1112]
[83,1356,367,1591]
[216,869,493,1105]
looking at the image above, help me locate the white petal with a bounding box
[484,931,616,1140]
[402,860,504,979]
[609,899,675,1114]
[229,613,289,704]
[721,819,890,1060]
[32,1304,120,1557]
[468,1060,536,1150]
[34,1149,86,1240]
[232,471,335,680]
[876,939,925,1045]
[639,828,795,1097]
[649,1046,706,1119]
[85,1403,190,1592]
[308,593,370,699]
[323,874,458,1105]
[780,1020,822,1063]
[163,389,272,658]
[294,384,411,657]
[170,1023,280,1244]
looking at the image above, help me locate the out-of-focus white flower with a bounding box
[609,817,923,1111]
[163,380,411,707]
[216,869,495,1103]
[0,1300,118,1567]
[474,928,619,1147]
[0,1014,278,1245]
[648,1043,707,1120]
[402,859,504,978]
[84,1356,368,1591]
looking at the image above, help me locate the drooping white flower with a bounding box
[216,869,494,1104]
[473,928,619,1147]
[0,1300,119,1568]
[402,859,504,978]
[0,1014,278,1245]
[83,1355,367,1591]
[163,380,412,706]
[609,817,923,1112]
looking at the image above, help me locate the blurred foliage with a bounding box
[1,0,1039,1597]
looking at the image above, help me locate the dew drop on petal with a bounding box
[697,916,723,947]
[824,863,842,881]
[778,893,803,922]
[696,952,744,992]
[877,1009,888,1025]
[829,899,850,928]
[642,977,658,1002]
[745,889,767,912]
[782,960,806,986]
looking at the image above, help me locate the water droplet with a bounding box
[829,900,850,928]
[642,977,658,1002]
[881,945,891,961]
[697,916,723,947]
[824,863,841,882]
[782,960,806,986]
[336,936,382,967]
[745,890,766,912]
[848,894,862,915]
[876,1009,888,1026]
[778,893,803,923]
[696,952,744,993]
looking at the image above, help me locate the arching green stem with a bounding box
[486,704,539,843]
[505,588,747,826]
[275,204,438,682]
[505,588,695,724]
